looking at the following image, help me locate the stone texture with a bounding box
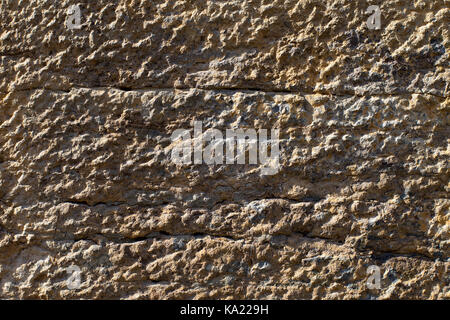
[0,0,448,299]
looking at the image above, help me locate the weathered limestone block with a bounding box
[0,0,448,299]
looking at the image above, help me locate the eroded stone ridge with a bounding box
[0,0,448,299]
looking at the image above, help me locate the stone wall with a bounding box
[0,0,448,299]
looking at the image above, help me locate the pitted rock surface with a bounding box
[0,0,448,299]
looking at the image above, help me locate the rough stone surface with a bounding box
[0,0,448,299]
